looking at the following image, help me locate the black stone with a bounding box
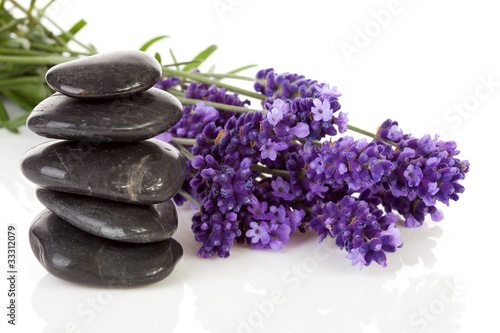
[21,139,186,205]
[27,89,182,142]
[45,50,161,99]
[36,188,178,243]
[29,210,183,286]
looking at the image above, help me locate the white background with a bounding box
[1,0,498,332]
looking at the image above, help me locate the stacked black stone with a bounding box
[20,50,186,287]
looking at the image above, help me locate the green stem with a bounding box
[0,47,51,56]
[40,0,56,12]
[250,164,291,178]
[0,76,46,87]
[163,60,201,68]
[30,42,94,56]
[347,124,397,147]
[162,67,266,101]
[298,138,322,147]
[194,72,255,82]
[170,137,197,146]
[166,89,183,97]
[174,95,262,114]
[297,204,313,214]
[169,48,180,71]
[174,143,194,162]
[178,190,201,208]
[0,54,76,65]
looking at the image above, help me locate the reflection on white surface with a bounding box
[173,207,465,333]
[32,273,184,333]
[24,205,466,333]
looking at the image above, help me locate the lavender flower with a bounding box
[254,68,319,99]
[246,221,271,245]
[377,119,406,143]
[255,69,347,142]
[315,84,342,99]
[192,207,242,258]
[311,98,334,122]
[387,134,470,208]
[260,138,288,161]
[309,196,401,268]
[271,176,296,201]
[151,67,470,268]
[266,99,288,125]
[245,221,291,250]
[302,137,395,191]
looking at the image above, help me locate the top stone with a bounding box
[45,50,162,99]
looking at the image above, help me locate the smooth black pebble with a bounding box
[27,89,182,142]
[21,139,186,205]
[36,188,178,243]
[29,210,183,286]
[45,50,161,99]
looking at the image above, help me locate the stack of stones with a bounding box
[20,50,186,287]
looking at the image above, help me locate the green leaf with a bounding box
[0,112,28,133]
[228,64,257,74]
[0,64,41,80]
[0,76,46,88]
[59,19,87,43]
[0,54,77,65]
[183,44,217,72]
[29,0,36,13]
[0,100,20,133]
[0,46,50,56]
[154,52,162,65]
[0,97,9,122]
[139,35,169,52]
[162,60,201,68]
[1,89,37,110]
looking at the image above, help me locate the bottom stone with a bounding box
[29,210,183,287]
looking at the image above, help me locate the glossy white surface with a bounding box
[1,0,498,332]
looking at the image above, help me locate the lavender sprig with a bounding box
[155,67,470,269]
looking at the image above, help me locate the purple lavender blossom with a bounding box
[247,199,274,220]
[256,69,347,142]
[191,153,254,214]
[254,69,319,99]
[192,208,242,258]
[315,84,342,99]
[260,138,288,161]
[387,134,470,208]
[245,219,292,250]
[309,196,400,268]
[345,248,367,270]
[302,137,395,191]
[377,119,406,143]
[269,204,287,224]
[266,107,284,126]
[403,164,423,187]
[153,68,470,267]
[271,177,296,201]
[311,98,334,122]
[246,222,271,245]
